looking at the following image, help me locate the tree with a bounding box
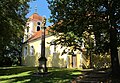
[47,0,120,76]
[0,0,32,66]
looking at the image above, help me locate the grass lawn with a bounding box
[0,66,81,83]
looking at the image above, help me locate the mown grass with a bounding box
[0,66,81,83]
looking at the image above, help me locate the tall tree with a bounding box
[47,0,120,76]
[0,0,32,66]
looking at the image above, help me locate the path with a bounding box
[71,68,111,83]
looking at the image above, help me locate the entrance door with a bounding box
[72,54,77,68]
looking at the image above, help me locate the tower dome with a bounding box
[29,13,43,21]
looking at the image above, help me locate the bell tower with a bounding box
[23,9,43,42]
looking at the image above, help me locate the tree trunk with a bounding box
[110,27,120,76]
[107,0,120,76]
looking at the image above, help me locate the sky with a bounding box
[26,0,52,26]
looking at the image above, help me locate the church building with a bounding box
[22,13,88,68]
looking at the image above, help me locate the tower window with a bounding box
[37,26,40,31]
[37,22,40,25]
[27,26,29,32]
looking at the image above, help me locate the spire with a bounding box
[35,5,37,13]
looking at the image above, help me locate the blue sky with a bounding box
[26,0,52,26]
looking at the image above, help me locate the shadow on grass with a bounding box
[0,66,37,76]
[0,67,81,83]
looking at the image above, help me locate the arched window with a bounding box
[37,26,40,31]
[24,47,27,56]
[30,46,34,56]
[50,40,56,54]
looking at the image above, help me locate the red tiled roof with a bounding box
[28,30,42,42]
[28,28,50,42]
[27,21,63,42]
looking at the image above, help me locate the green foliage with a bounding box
[0,0,33,66]
[47,0,120,71]
[47,0,120,54]
[92,54,111,69]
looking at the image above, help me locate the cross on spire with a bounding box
[35,5,37,13]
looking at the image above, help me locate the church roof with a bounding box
[27,21,63,42]
[29,13,43,21]
[28,30,42,42]
[28,27,50,42]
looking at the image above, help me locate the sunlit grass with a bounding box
[0,66,81,83]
